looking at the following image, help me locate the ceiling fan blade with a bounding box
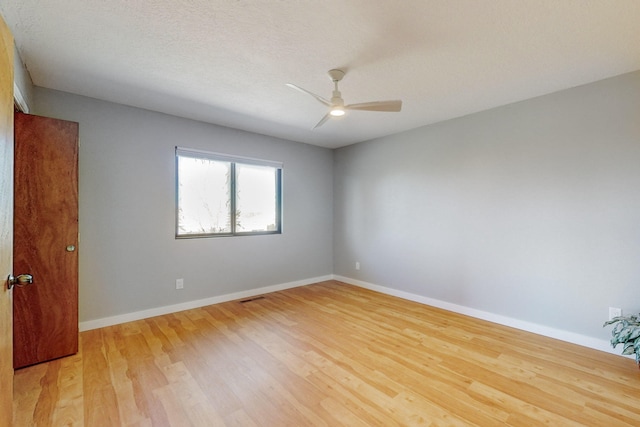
[345,100,402,112]
[312,113,331,129]
[286,83,331,107]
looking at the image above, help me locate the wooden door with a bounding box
[0,13,14,427]
[13,113,79,369]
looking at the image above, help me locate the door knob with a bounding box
[7,274,33,290]
[66,245,76,252]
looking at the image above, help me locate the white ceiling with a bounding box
[2,1,640,149]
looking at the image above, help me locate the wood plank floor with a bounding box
[13,280,640,426]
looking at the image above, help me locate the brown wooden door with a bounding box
[0,13,15,427]
[13,112,79,369]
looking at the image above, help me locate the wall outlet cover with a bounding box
[609,307,622,320]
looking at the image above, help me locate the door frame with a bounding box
[0,12,15,427]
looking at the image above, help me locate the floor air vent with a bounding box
[239,296,265,303]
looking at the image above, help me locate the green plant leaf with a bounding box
[629,328,640,341]
[617,326,638,343]
[622,341,636,355]
[612,322,627,335]
[604,315,640,366]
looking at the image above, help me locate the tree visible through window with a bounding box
[176,148,282,237]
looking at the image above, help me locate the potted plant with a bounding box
[603,314,640,368]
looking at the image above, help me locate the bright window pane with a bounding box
[177,156,231,235]
[176,148,282,238]
[236,164,278,232]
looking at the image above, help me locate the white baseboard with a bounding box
[79,275,333,331]
[333,275,625,358]
[80,273,627,360]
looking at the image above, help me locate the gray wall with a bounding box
[334,71,640,341]
[34,88,334,322]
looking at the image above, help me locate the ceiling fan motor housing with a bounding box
[328,69,345,82]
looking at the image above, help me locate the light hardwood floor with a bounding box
[13,280,640,426]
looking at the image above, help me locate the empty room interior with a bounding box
[1,1,640,426]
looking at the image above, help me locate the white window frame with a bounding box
[175,147,282,238]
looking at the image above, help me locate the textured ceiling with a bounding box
[1,1,640,149]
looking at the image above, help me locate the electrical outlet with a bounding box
[609,307,622,320]
[355,261,360,271]
[176,278,184,290]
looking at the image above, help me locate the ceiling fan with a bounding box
[286,69,402,129]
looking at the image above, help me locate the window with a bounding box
[176,147,282,238]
